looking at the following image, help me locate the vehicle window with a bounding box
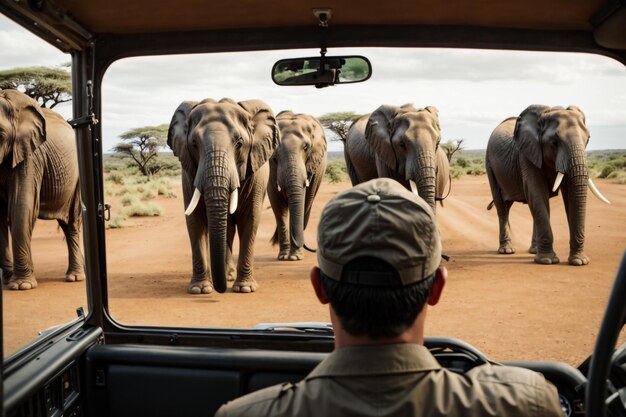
[100,47,626,365]
[1,14,89,358]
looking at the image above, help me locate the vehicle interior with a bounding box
[1,0,625,416]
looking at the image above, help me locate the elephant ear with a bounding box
[306,116,328,176]
[167,101,198,159]
[365,105,399,170]
[238,99,280,173]
[514,104,550,169]
[13,103,47,168]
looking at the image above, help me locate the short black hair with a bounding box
[320,257,435,339]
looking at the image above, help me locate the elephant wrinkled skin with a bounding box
[268,111,327,261]
[0,89,84,290]
[168,98,279,294]
[344,104,450,211]
[485,105,610,266]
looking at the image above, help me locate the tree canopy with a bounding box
[112,124,169,177]
[317,112,363,142]
[0,66,72,108]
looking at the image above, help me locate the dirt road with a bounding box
[4,175,625,366]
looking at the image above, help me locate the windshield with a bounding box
[2,12,626,365]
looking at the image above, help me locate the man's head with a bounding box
[311,178,446,342]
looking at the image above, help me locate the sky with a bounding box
[1,13,625,153]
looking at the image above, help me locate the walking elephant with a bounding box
[267,111,327,261]
[344,104,450,211]
[0,89,84,290]
[485,104,610,265]
[167,98,279,294]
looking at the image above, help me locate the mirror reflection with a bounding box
[272,56,371,86]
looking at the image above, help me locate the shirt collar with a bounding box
[306,343,441,380]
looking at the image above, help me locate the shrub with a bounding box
[126,202,164,217]
[120,194,139,207]
[324,160,348,183]
[456,157,468,168]
[106,172,125,185]
[108,212,129,229]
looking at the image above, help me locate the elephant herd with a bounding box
[0,89,611,293]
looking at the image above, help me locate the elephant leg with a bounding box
[267,180,290,260]
[561,183,589,266]
[57,219,85,282]
[0,201,13,284]
[529,223,538,254]
[231,167,268,293]
[226,220,236,282]
[186,211,212,294]
[8,206,38,290]
[524,174,558,264]
[486,167,515,254]
[276,208,290,260]
[496,200,516,254]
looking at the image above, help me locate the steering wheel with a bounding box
[586,250,626,416]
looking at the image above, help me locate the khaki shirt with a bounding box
[214,343,563,417]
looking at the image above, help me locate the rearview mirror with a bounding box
[272,55,372,88]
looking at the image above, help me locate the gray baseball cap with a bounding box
[317,178,442,286]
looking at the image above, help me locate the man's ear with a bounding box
[427,266,447,306]
[310,266,329,304]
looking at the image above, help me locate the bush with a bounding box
[120,194,139,207]
[324,160,348,183]
[106,172,125,185]
[108,212,129,229]
[126,202,164,217]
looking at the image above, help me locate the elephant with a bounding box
[0,89,84,290]
[344,104,450,211]
[485,104,611,266]
[267,111,327,261]
[167,98,279,294]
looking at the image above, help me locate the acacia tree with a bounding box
[112,124,169,177]
[317,111,362,142]
[441,139,465,162]
[0,66,72,108]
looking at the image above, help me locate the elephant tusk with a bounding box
[185,188,202,216]
[588,178,611,205]
[409,180,419,197]
[552,172,565,192]
[305,178,310,188]
[229,188,239,214]
[277,182,281,192]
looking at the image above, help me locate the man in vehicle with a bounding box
[215,177,563,417]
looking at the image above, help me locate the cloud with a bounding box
[2,14,625,153]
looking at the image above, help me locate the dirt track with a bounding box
[4,175,626,366]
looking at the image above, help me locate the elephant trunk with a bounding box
[411,152,437,211]
[287,181,306,250]
[566,146,588,256]
[204,149,234,294]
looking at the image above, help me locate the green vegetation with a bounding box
[103,153,179,228]
[450,153,486,178]
[588,150,626,184]
[324,159,349,183]
[0,65,72,108]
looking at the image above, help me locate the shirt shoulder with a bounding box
[214,383,292,417]
[465,364,563,416]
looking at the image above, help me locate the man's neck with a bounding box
[331,306,427,349]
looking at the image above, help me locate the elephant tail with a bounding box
[487,200,495,210]
[270,229,279,246]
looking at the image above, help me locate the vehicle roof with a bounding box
[1,0,625,63]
